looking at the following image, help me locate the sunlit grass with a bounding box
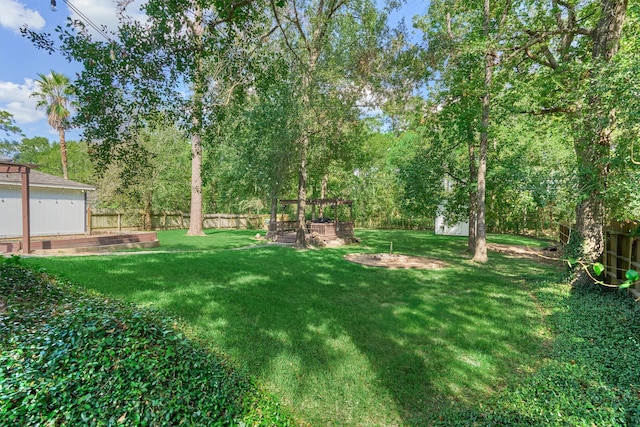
[25,229,560,426]
[153,228,262,251]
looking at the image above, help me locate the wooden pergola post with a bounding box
[0,162,31,254]
[21,167,30,254]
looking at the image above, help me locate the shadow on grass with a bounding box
[28,230,558,426]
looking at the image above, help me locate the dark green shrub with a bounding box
[0,264,291,426]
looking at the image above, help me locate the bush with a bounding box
[0,263,291,427]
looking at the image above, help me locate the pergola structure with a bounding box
[0,162,31,253]
[271,198,354,241]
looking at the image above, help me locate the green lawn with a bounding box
[22,229,569,425]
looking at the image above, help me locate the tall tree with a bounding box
[26,0,271,235]
[30,71,75,179]
[471,0,492,262]
[207,52,300,229]
[270,0,387,246]
[509,0,631,281]
[419,0,512,262]
[185,3,207,236]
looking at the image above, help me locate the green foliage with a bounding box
[95,124,191,214]
[204,58,300,212]
[0,111,22,137]
[387,130,445,220]
[45,0,272,170]
[0,255,20,266]
[8,137,94,183]
[487,115,576,233]
[593,262,605,276]
[347,130,435,229]
[565,259,638,291]
[620,269,640,289]
[31,71,75,131]
[431,281,640,426]
[0,263,291,426]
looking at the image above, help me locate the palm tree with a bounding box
[31,71,75,179]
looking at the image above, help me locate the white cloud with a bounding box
[68,0,147,39]
[0,0,46,34]
[0,79,45,124]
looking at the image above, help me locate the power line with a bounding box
[50,0,113,42]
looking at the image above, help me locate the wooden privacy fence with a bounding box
[89,210,266,233]
[559,221,640,300]
[558,223,572,247]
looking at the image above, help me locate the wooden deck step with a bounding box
[1,232,159,254]
[31,233,158,250]
[276,232,297,243]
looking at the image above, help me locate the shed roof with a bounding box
[0,163,95,191]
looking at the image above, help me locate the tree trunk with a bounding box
[467,131,477,253]
[187,130,205,236]
[591,0,627,61]
[295,133,308,247]
[143,192,153,231]
[59,128,68,180]
[472,0,492,263]
[187,4,206,237]
[268,197,278,235]
[295,60,318,248]
[571,0,627,282]
[571,119,612,280]
[319,173,328,218]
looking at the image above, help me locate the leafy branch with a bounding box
[567,258,640,292]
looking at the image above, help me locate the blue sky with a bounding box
[0,0,427,141]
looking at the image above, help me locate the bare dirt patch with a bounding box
[487,243,563,266]
[345,243,562,269]
[344,253,448,269]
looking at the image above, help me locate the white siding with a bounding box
[0,185,22,237]
[435,178,470,237]
[435,207,470,236]
[0,184,88,238]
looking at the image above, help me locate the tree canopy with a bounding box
[18,0,639,269]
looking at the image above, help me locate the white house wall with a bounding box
[0,184,87,238]
[435,204,470,237]
[435,177,470,237]
[0,184,22,237]
[435,214,470,236]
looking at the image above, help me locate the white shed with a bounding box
[434,177,469,237]
[0,168,95,238]
[435,205,470,236]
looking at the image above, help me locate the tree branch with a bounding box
[498,0,512,29]
[503,27,590,66]
[247,24,279,58]
[518,106,576,115]
[312,0,347,55]
[540,45,559,69]
[270,0,305,66]
[292,0,311,57]
[208,0,256,28]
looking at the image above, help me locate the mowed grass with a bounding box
[25,229,560,426]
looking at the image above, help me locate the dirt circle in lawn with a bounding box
[344,253,448,269]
